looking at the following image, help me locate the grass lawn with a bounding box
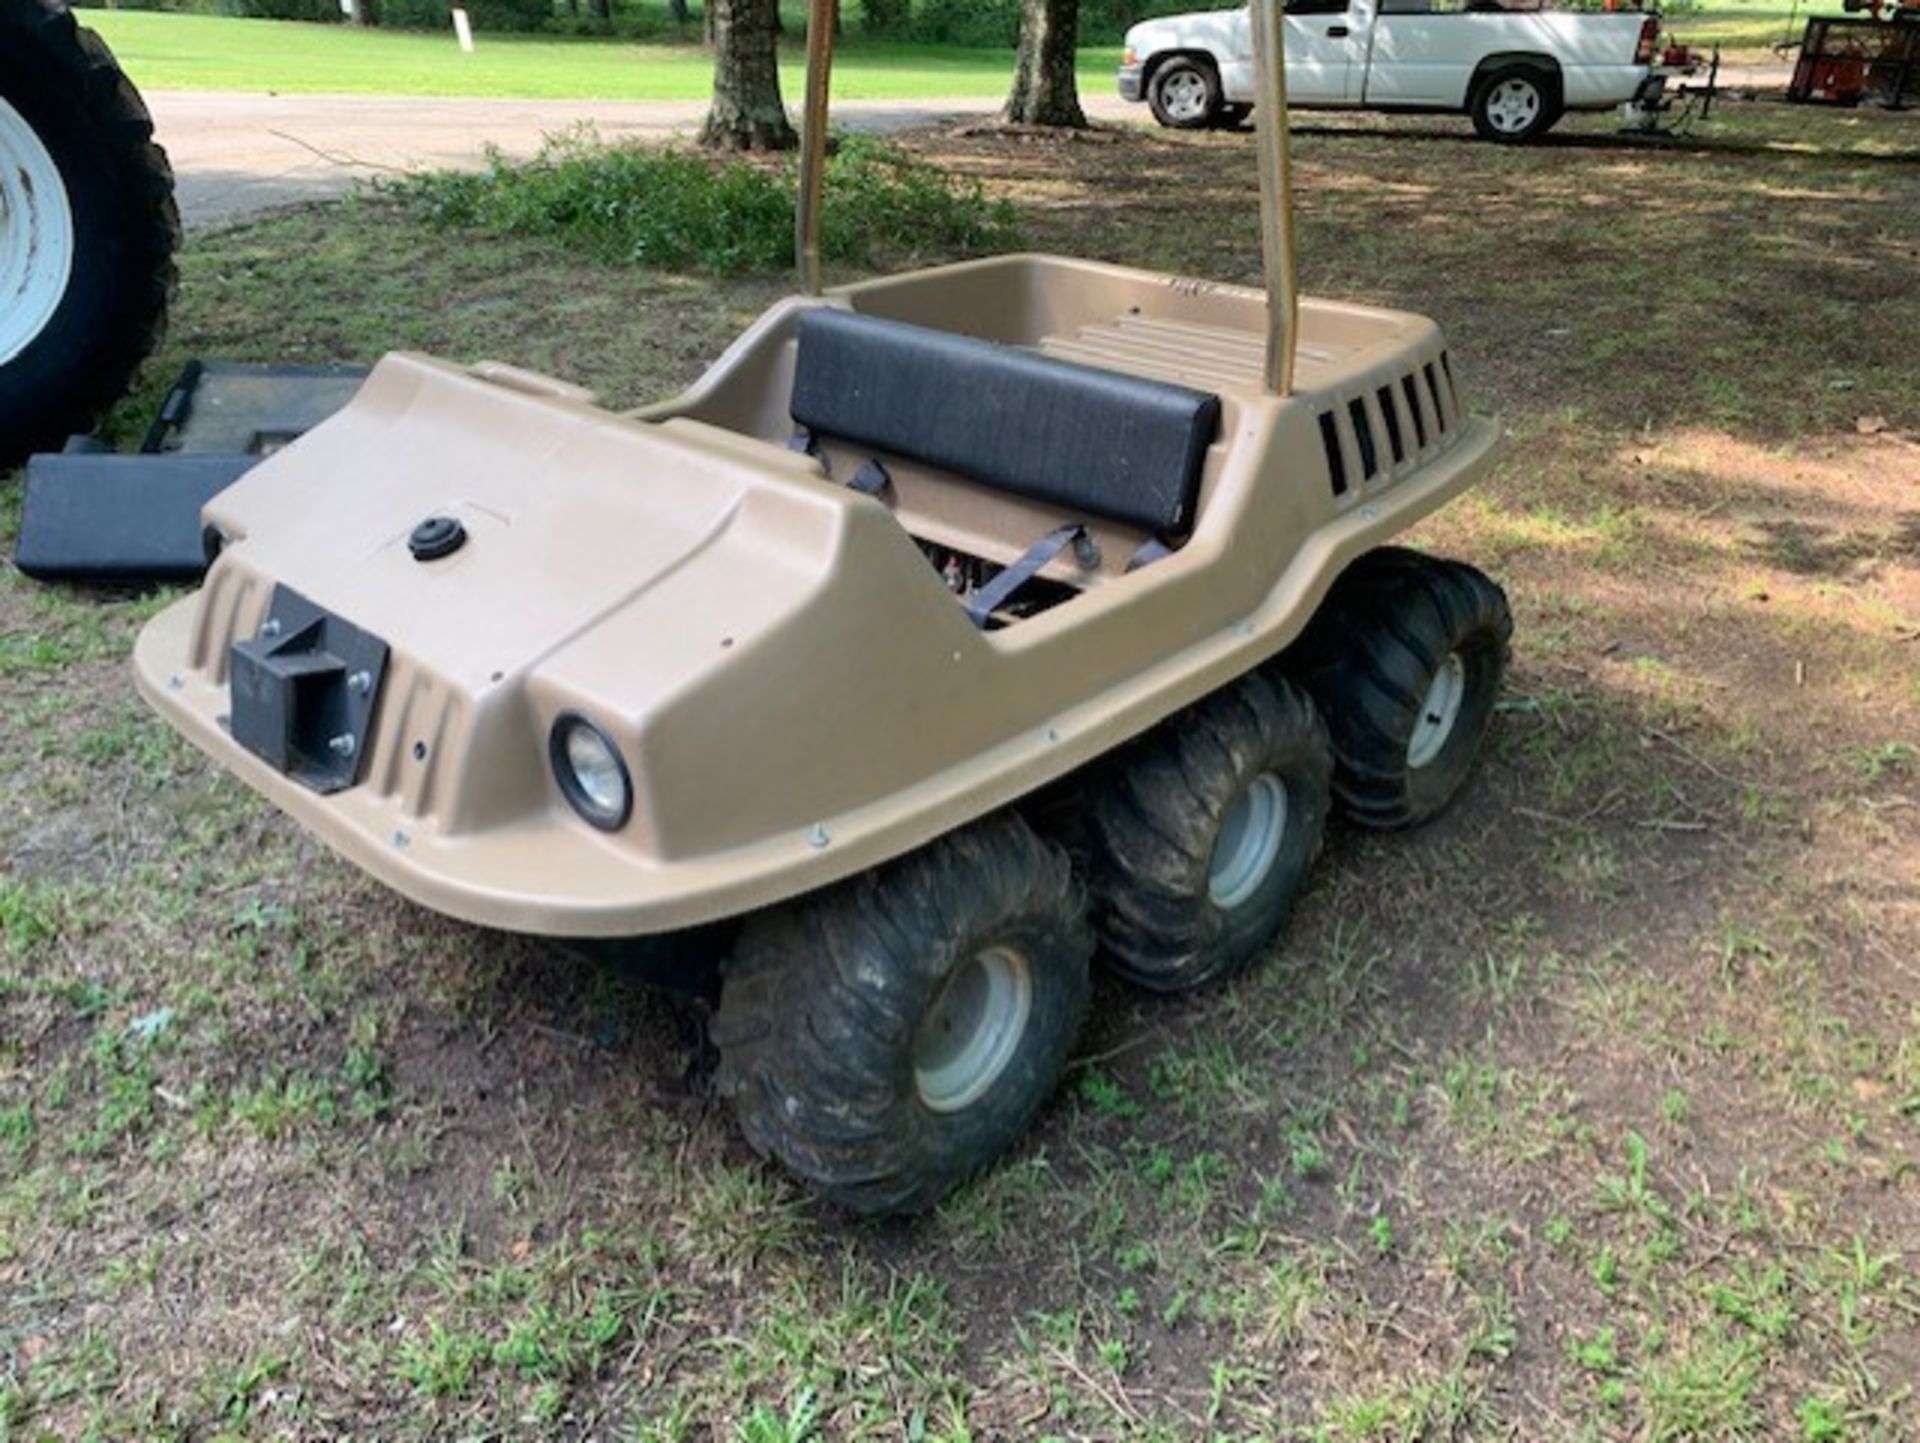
[81,9,1121,100]
[79,2,1807,105]
[3,102,1920,1439]
[1671,0,1814,60]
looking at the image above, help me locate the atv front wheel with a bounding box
[712,814,1092,1216]
[0,0,178,467]
[1082,670,1332,993]
[1293,548,1512,829]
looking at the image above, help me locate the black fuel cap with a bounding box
[408,515,466,562]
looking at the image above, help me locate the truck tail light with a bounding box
[1636,15,1660,65]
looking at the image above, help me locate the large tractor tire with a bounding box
[0,0,178,468]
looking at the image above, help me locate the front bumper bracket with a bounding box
[229,585,390,795]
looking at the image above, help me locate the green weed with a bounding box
[395,132,1017,276]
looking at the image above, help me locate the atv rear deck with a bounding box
[134,254,1500,936]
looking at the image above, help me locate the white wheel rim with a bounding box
[1485,78,1542,134]
[1160,70,1210,121]
[0,98,76,368]
[1408,652,1467,770]
[1208,773,1289,911]
[913,945,1033,1114]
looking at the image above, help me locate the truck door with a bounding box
[1285,0,1367,103]
[1365,0,1477,107]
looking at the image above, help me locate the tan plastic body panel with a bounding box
[134,255,1503,936]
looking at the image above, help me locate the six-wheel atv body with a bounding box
[133,255,1515,1213]
[134,255,1498,935]
[134,0,1517,1215]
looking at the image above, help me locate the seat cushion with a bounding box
[790,308,1220,536]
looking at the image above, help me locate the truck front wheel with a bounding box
[1469,65,1563,143]
[1148,56,1222,129]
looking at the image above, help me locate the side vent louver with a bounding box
[1318,410,1348,497]
[1402,375,1429,449]
[1347,397,1379,480]
[1376,385,1405,466]
[1321,350,1460,504]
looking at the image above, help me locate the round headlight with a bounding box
[549,714,632,831]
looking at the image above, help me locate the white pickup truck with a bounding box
[1118,0,1666,141]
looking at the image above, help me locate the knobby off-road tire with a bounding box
[1293,547,1513,830]
[1082,671,1332,994]
[712,814,1093,1216]
[0,0,179,468]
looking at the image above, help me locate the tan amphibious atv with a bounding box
[134,2,1512,1215]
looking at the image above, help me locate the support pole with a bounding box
[796,0,838,296]
[1250,0,1298,396]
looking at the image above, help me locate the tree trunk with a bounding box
[700,0,798,151]
[1004,0,1086,127]
[667,0,690,22]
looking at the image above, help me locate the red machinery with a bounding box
[1788,0,1919,105]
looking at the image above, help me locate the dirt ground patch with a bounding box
[3,100,1918,1440]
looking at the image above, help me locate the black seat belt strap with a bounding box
[966,524,1086,629]
[1127,537,1174,572]
[848,458,891,497]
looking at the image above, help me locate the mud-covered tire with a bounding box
[712,814,1093,1216]
[1082,671,1332,993]
[0,0,179,467]
[1292,548,1512,829]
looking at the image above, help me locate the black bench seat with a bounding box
[789,308,1221,538]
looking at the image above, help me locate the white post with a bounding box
[451,7,476,52]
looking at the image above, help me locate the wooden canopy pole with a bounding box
[1250,0,1298,395]
[797,0,838,296]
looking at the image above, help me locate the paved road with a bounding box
[147,91,1138,225]
[149,68,1792,227]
